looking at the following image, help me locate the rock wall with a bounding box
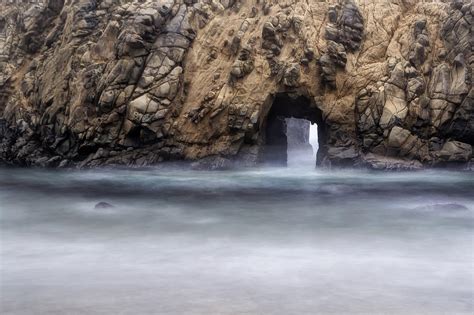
[0,0,472,169]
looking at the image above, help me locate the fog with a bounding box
[1,167,473,314]
[286,119,318,167]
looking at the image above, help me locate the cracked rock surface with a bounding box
[0,0,472,169]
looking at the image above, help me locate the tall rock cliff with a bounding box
[0,0,472,169]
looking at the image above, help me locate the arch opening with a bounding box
[261,93,327,167]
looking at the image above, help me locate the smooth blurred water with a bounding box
[0,166,473,314]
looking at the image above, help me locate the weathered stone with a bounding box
[0,0,472,170]
[407,77,425,101]
[325,0,364,51]
[388,126,411,148]
[380,84,408,129]
[282,63,300,87]
[362,153,423,170]
[230,48,254,80]
[435,141,472,163]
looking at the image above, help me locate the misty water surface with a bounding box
[0,166,473,314]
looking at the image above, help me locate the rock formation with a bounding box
[0,0,472,169]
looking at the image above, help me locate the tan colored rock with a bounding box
[0,0,472,169]
[436,141,472,163]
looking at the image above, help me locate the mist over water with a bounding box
[286,121,319,168]
[1,166,473,314]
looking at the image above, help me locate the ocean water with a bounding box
[0,166,473,314]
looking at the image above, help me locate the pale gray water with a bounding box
[0,167,473,314]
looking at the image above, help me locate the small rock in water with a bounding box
[94,202,114,209]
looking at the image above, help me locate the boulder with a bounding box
[435,141,472,163]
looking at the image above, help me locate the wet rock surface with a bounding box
[0,0,472,169]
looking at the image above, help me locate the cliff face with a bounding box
[0,0,472,169]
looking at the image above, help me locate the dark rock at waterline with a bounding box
[190,156,233,170]
[94,202,114,209]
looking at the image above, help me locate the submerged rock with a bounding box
[94,202,114,209]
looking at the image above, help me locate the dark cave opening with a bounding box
[261,93,327,167]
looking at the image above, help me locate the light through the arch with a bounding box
[309,123,319,158]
